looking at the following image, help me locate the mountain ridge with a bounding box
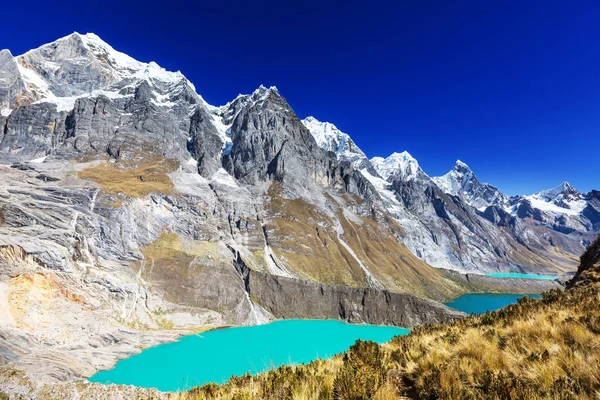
[1,32,596,276]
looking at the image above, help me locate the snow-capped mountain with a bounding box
[2,32,481,336]
[430,159,598,234]
[2,32,196,115]
[371,151,426,182]
[299,118,598,273]
[432,160,507,211]
[301,116,371,170]
[371,151,427,181]
[536,182,581,202]
[523,182,586,215]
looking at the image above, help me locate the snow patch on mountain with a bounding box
[15,59,51,101]
[359,169,460,270]
[432,160,477,197]
[33,88,130,112]
[523,182,586,216]
[301,116,368,167]
[78,32,145,78]
[9,32,198,115]
[370,151,423,181]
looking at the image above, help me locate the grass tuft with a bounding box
[78,153,178,197]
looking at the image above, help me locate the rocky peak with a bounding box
[370,151,424,182]
[453,159,471,173]
[5,32,194,114]
[0,32,214,165]
[223,86,338,193]
[433,159,475,193]
[216,85,279,126]
[432,160,506,210]
[535,181,581,203]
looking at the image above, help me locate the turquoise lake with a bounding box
[88,319,410,392]
[444,292,542,314]
[485,272,558,280]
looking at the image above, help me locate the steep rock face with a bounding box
[0,32,217,168]
[582,191,600,228]
[1,103,65,160]
[187,106,224,176]
[301,116,375,174]
[246,270,465,329]
[228,248,464,328]
[568,235,600,288]
[390,176,518,271]
[0,50,24,113]
[223,87,336,194]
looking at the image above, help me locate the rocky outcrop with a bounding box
[187,106,224,176]
[223,87,337,195]
[0,50,24,111]
[236,258,464,329]
[568,235,600,288]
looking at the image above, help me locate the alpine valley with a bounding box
[0,33,597,397]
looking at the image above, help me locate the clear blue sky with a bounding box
[2,0,599,195]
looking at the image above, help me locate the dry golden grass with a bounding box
[142,232,226,262]
[336,212,465,300]
[264,186,367,287]
[264,185,466,300]
[77,154,178,197]
[128,232,233,329]
[177,281,600,400]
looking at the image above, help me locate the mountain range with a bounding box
[0,33,595,386]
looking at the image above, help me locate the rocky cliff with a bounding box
[568,234,600,287]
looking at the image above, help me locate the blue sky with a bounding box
[2,0,598,195]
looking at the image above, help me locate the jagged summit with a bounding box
[453,159,471,171]
[212,84,284,131]
[520,181,586,216]
[535,181,580,201]
[220,85,279,106]
[432,160,506,210]
[0,32,195,116]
